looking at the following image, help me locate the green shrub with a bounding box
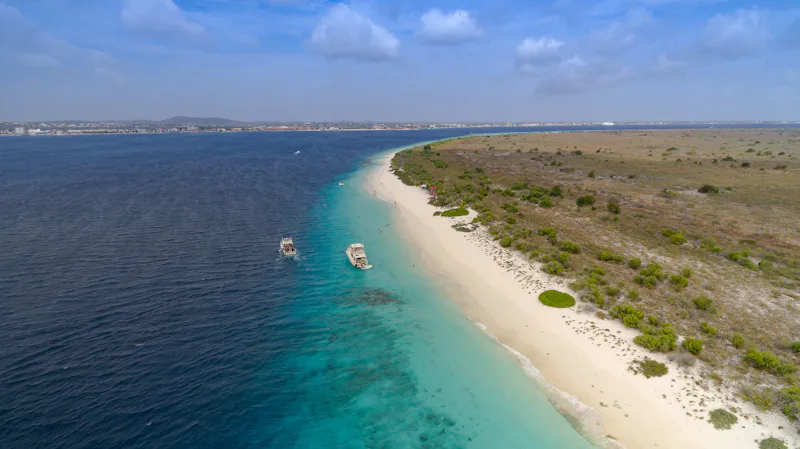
[746,349,780,371]
[611,304,644,328]
[662,229,678,237]
[588,170,596,178]
[700,238,723,253]
[708,409,738,430]
[700,322,717,336]
[598,251,623,262]
[607,200,621,214]
[726,251,744,262]
[558,240,582,254]
[502,202,519,213]
[791,341,800,353]
[506,216,516,225]
[441,207,469,217]
[683,337,703,354]
[543,261,566,275]
[634,275,658,289]
[630,358,668,378]
[538,290,576,308]
[431,159,448,169]
[500,236,514,248]
[628,289,640,300]
[681,268,693,278]
[669,233,687,245]
[692,295,714,311]
[731,333,745,349]
[549,185,563,197]
[627,258,642,269]
[605,286,621,297]
[640,263,667,280]
[634,324,677,352]
[510,182,529,191]
[539,197,553,208]
[669,274,689,291]
[759,437,788,449]
[698,184,720,194]
[576,195,596,207]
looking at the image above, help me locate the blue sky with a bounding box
[0,0,798,122]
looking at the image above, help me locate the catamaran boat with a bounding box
[345,243,372,270]
[280,236,297,256]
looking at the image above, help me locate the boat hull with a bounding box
[345,247,372,270]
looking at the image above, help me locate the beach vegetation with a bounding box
[791,341,800,353]
[669,274,689,291]
[634,323,677,352]
[611,304,644,328]
[628,289,640,300]
[607,199,621,214]
[759,438,788,449]
[502,202,519,213]
[731,333,745,349]
[683,337,703,354]
[549,185,563,197]
[681,268,693,278]
[441,207,469,217]
[698,184,720,194]
[543,261,566,275]
[539,197,553,208]
[598,251,623,262]
[539,290,576,308]
[700,238,723,253]
[506,216,516,224]
[576,195,596,207]
[499,236,513,248]
[432,159,448,169]
[708,409,738,430]
[692,295,714,311]
[700,322,717,336]
[558,240,582,254]
[630,358,668,378]
[627,258,642,269]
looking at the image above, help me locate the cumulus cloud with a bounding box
[417,9,482,45]
[698,7,768,59]
[0,4,123,84]
[122,0,205,38]
[515,37,565,71]
[309,4,399,61]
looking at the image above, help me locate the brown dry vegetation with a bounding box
[392,129,800,423]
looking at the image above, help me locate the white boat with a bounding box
[601,121,615,126]
[338,182,344,186]
[294,150,301,155]
[345,243,372,270]
[280,236,297,256]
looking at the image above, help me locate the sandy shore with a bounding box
[366,152,797,449]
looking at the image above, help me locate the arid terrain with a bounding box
[391,129,800,431]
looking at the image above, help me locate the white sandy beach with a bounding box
[366,152,797,449]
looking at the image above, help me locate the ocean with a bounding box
[1,125,794,448]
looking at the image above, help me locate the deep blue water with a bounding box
[1,125,797,449]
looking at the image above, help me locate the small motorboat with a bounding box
[294,150,301,155]
[345,243,372,270]
[338,182,344,186]
[280,236,297,256]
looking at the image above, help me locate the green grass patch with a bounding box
[539,290,576,308]
[630,358,668,378]
[441,207,468,217]
[708,409,738,430]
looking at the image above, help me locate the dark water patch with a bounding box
[344,288,404,307]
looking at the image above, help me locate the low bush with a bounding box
[559,240,582,254]
[506,216,516,225]
[539,197,553,208]
[662,229,678,237]
[627,258,642,269]
[683,337,703,354]
[698,184,720,194]
[692,295,714,311]
[708,409,738,430]
[669,274,689,291]
[681,268,693,278]
[607,199,621,214]
[598,251,623,262]
[634,325,678,352]
[538,290,576,308]
[543,261,566,275]
[700,322,718,336]
[759,438,788,449]
[731,333,745,349]
[628,289,640,300]
[630,358,668,378]
[431,159,448,169]
[791,341,800,353]
[700,238,723,253]
[746,349,780,371]
[576,195,596,207]
[549,185,563,197]
[670,232,687,245]
[500,236,513,248]
[611,304,644,328]
[502,202,519,213]
[588,170,596,178]
[441,207,469,217]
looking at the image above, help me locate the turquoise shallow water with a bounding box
[272,153,598,448]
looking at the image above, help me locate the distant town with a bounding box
[1,117,798,136]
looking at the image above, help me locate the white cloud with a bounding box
[698,7,768,59]
[515,37,565,71]
[648,54,686,74]
[536,56,630,95]
[590,9,652,55]
[122,0,205,38]
[309,4,399,62]
[0,4,123,84]
[417,9,482,45]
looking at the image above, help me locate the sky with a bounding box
[0,0,798,122]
